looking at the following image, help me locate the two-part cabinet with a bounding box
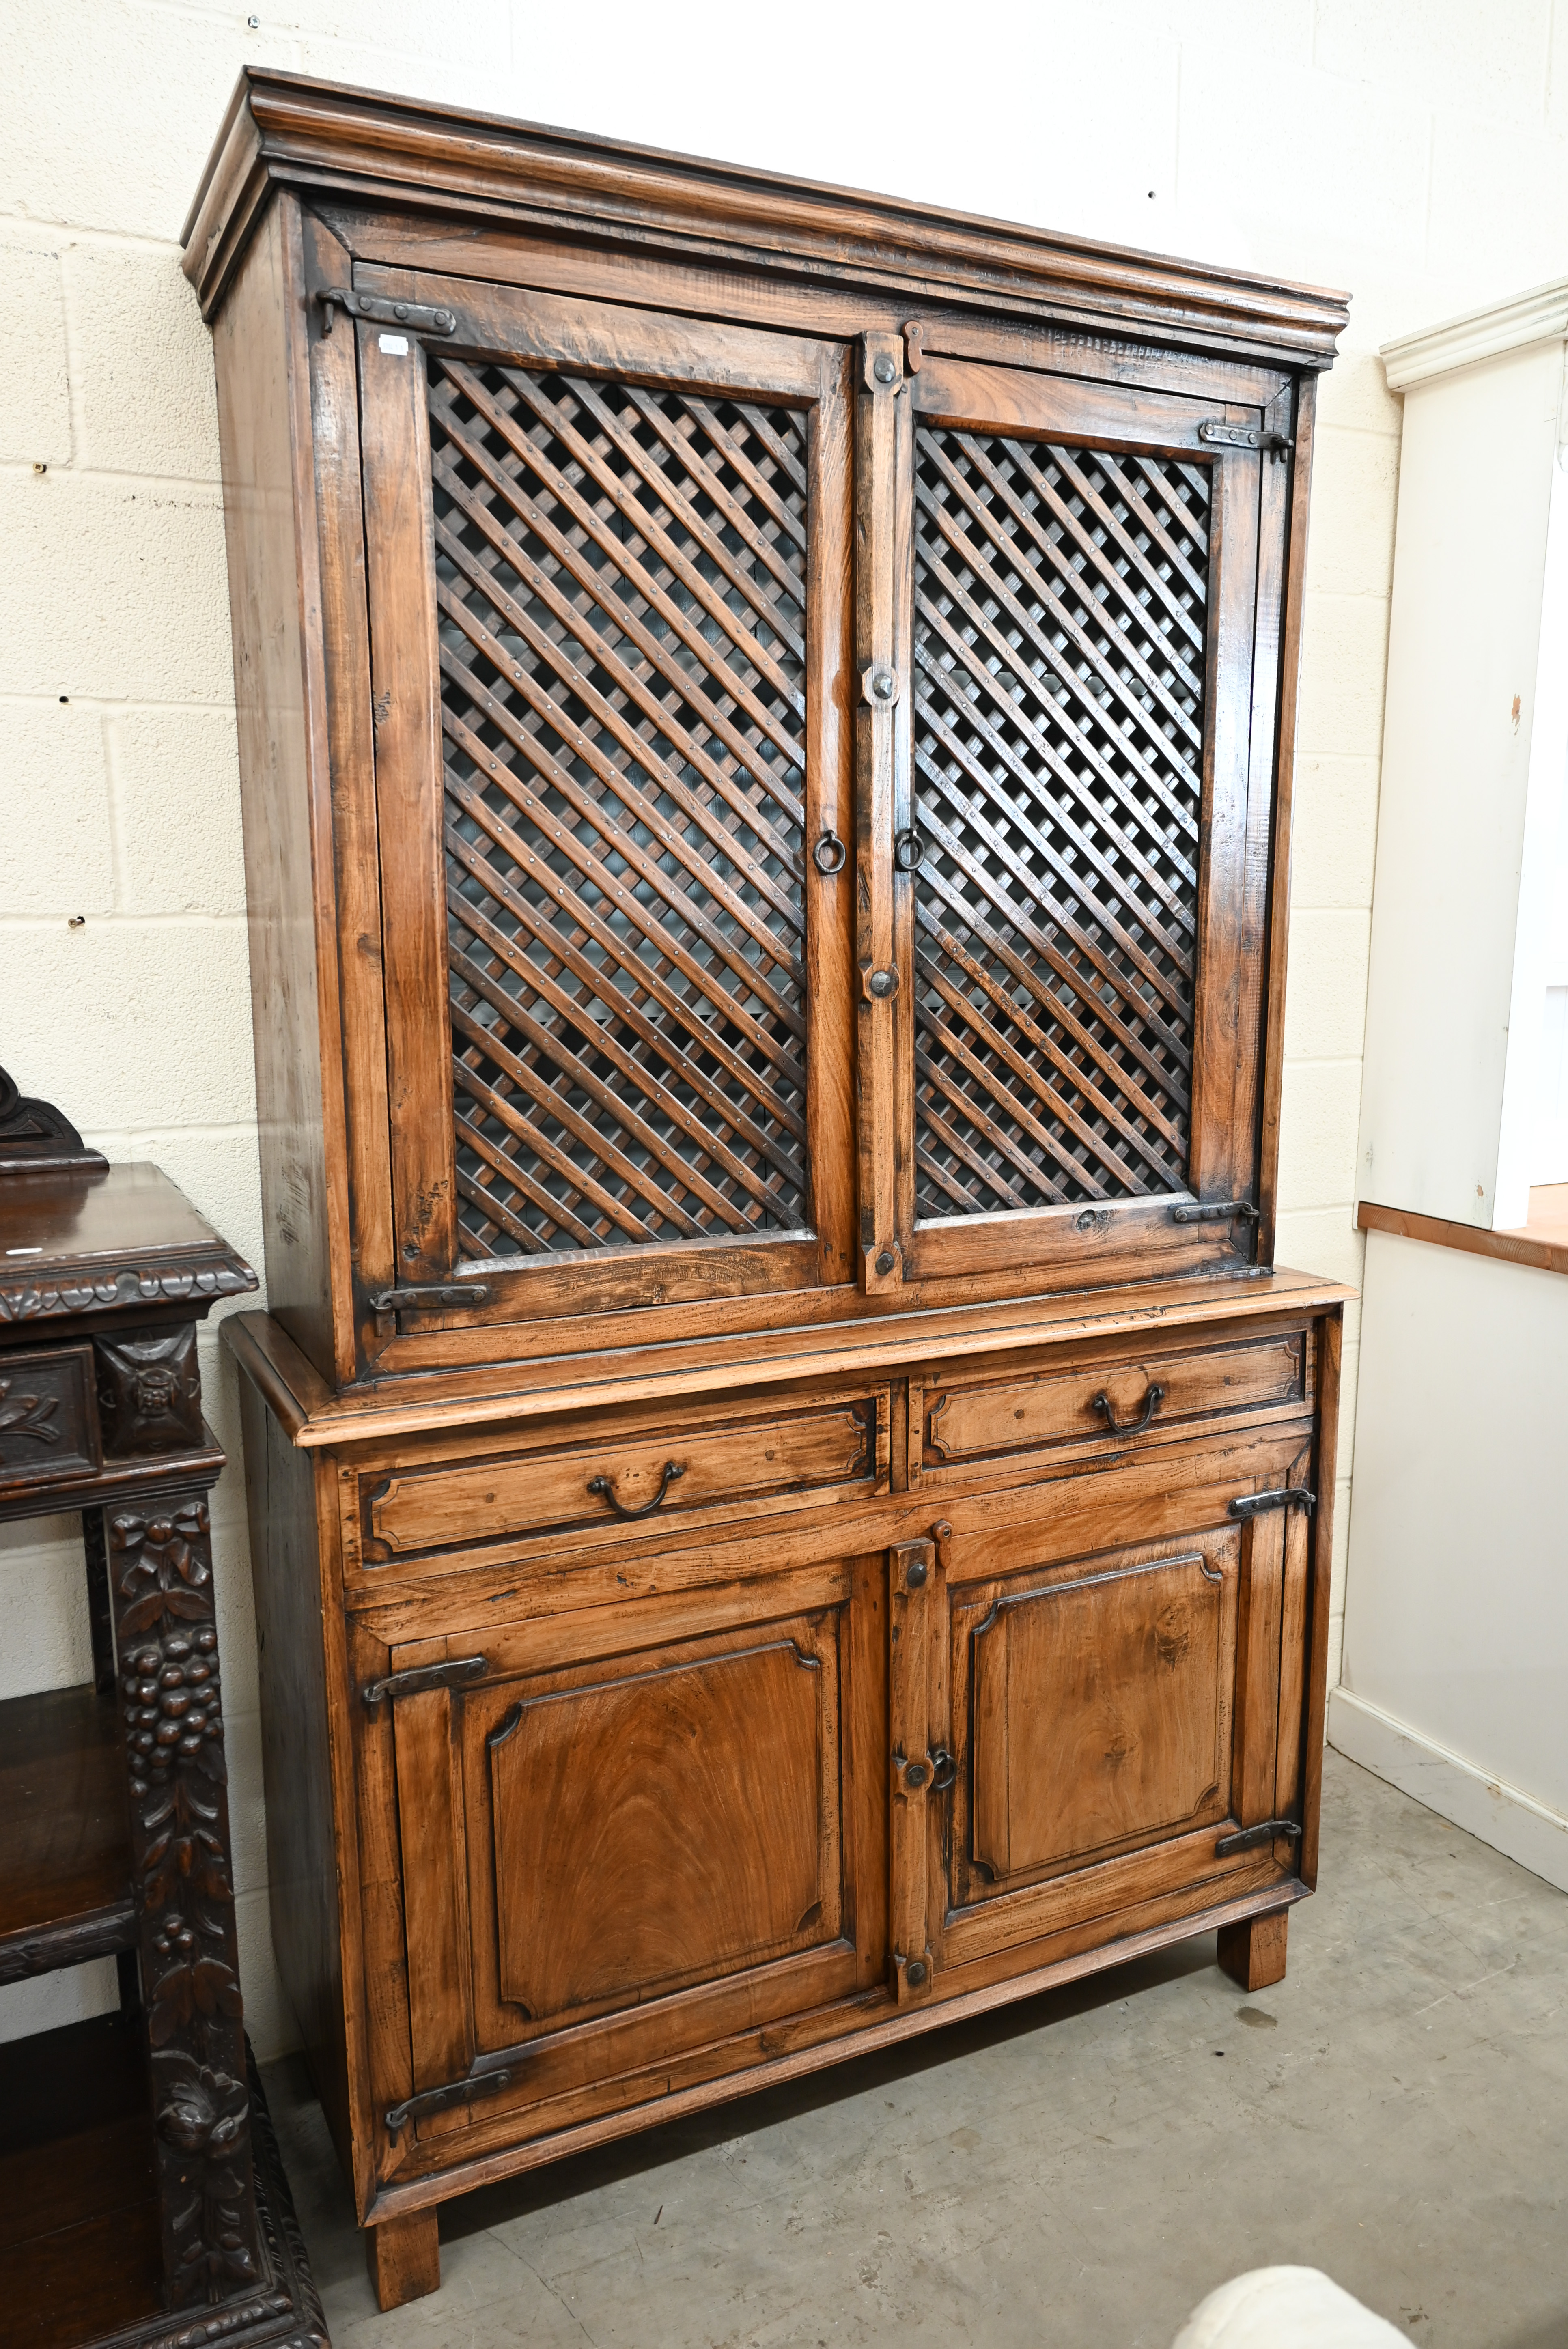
[190,69,1348,2307]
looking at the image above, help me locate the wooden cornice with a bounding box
[182,69,1349,368]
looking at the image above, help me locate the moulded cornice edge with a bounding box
[1381,278,1568,391]
[181,67,1350,369]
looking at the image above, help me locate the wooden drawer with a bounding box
[0,1344,101,1496]
[919,1327,1308,1479]
[358,1388,884,1569]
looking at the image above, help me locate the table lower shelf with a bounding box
[0,2011,328,2349]
[0,1684,135,1984]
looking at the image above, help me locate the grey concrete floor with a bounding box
[265,1751,1568,2349]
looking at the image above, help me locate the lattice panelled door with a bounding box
[356,291,853,1324]
[853,335,1288,1294]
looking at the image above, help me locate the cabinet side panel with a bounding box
[212,197,338,1375]
[239,1368,351,2178]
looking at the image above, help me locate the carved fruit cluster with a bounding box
[122,1627,222,1787]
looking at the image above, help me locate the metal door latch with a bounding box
[316,287,459,336]
[360,1655,487,1711]
[384,2067,513,2139]
[1198,419,1293,462]
[1170,1199,1259,1225]
[1215,1818,1303,1857]
[1228,1487,1316,1521]
[368,1283,491,1312]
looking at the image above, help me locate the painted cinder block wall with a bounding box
[2,0,1563,2058]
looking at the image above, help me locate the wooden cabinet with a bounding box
[192,69,1348,2307]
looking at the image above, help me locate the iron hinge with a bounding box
[1170,1199,1259,1225]
[1215,1818,1303,1858]
[1228,1487,1316,1522]
[384,2067,513,2140]
[316,286,458,337]
[368,1282,491,1313]
[1198,419,1294,462]
[360,1655,487,1712]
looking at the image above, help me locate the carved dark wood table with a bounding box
[0,1074,326,2349]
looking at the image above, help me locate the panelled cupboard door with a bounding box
[357,1555,885,2169]
[856,340,1292,1294]
[890,1452,1313,1986]
[353,274,855,1337]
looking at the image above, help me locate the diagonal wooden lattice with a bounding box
[912,425,1209,1219]
[428,357,810,1260]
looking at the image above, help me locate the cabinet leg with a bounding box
[1217,1907,1289,1992]
[366,2209,441,2310]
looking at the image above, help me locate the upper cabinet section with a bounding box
[186,73,1346,1390]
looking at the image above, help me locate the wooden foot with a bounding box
[366,2208,441,2310]
[1217,1907,1289,1992]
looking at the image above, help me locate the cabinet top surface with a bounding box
[0,1163,258,1330]
[183,67,1349,366]
[226,1267,1351,1450]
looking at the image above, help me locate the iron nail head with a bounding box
[873,354,897,384]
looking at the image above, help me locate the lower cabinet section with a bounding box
[343,1412,1321,2195]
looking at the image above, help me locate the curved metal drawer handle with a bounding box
[587,1459,685,1521]
[1092,1382,1165,1436]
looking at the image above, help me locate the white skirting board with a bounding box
[1328,1687,1568,1894]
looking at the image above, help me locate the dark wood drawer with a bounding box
[0,1345,101,1496]
[920,1328,1308,1478]
[359,1389,884,1567]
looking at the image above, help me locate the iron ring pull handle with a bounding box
[587,1459,685,1521]
[1092,1382,1165,1436]
[928,1747,957,1793]
[813,829,847,875]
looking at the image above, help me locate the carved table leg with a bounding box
[101,1481,263,2309]
[366,2208,442,2309]
[1217,1907,1289,1992]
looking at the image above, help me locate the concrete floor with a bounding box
[266,1751,1568,2349]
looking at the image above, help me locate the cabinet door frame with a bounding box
[353,1550,887,2180]
[903,1436,1315,1983]
[355,269,856,1342]
[859,345,1289,1296]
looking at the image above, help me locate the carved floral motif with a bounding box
[97,1324,203,1455]
[110,1496,261,2305]
[0,1375,60,1443]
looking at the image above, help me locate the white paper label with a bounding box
[378,333,409,355]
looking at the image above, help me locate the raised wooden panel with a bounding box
[968,1548,1231,1886]
[366,1397,874,1559]
[925,1331,1306,1469]
[485,1626,837,2025]
[0,1345,99,1492]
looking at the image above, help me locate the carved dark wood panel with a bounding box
[911,428,1209,1216]
[106,1491,261,2308]
[95,1324,204,1458]
[0,1343,100,1491]
[427,358,810,1262]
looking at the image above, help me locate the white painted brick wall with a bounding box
[2,0,1562,2056]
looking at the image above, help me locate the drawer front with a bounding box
[923,1330,1306,1473]
[364,1395,879,1563]
[0,1344,101,1494]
